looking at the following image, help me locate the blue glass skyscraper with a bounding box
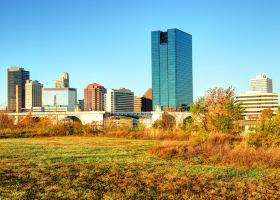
[152,28,193,111]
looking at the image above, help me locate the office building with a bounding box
[142,88,152,111]
[105,88,134,112]
[236,75,278,119]
[25,80,43,110]
[133,89,153,112]
[134,96,142,112]
[7,67,30,112]
[152,28,193,111]
[249,74,272,93]
[78,100,84,111]
[55,72,69,88]
[42,88,77,112]
[236,93,279,119]
[84,83,106,111]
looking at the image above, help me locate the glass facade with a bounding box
[152,29,193,110]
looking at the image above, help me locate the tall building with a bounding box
[7,67,30,112]
[152,28,193,111]
[42,88,77,112]
[84,83,106,111]
[55,72,69,88]
[236,75,278,119]
[25,80,43,110]
[105,88,134,112]
[249,74,272,93]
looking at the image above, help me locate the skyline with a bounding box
[1,0,280,106]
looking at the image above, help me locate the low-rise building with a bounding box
[236,92,279,119]
[42,88,77,112]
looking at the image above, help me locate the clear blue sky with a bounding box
[1,0,280,106]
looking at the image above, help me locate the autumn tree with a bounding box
[248,109,280,148]
[189,87,243,134]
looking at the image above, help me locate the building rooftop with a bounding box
[254,74,269,79]
[43,88,76,91]
[7,67,26,72]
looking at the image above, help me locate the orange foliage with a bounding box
[0,113,13,128]
[150,133,280,168]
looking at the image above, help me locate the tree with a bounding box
[190,87,243,134]
[248,109,280,148]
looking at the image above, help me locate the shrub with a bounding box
[152,113,176,129]
[248,109,280,148]
[18,113,38,128]
[0,113,13,128]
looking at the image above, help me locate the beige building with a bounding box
[25,80,43,110]
[134,96,142,112]
[55,72,69,88]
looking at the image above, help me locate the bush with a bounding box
[153,113,176,129]
[248,109,280,148]
[247,132,280,148]
[0,113,13,128]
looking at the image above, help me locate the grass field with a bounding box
[1,136,280,199]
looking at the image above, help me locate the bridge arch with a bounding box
[61,116,82,124]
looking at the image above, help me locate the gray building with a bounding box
[7,67,30,112]
[105,88,134,112]
[152,28,193,111]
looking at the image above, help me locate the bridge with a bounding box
[105,112,152,119]
[7,111,191,127]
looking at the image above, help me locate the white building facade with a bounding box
[25,80,43,110]
[237,74,278,119]
[249,74,272,93]
[42,88,77,112]
[236,92,279,119]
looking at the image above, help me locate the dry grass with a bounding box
[150,133,280,168]
[1,136,280,199]
[104,128,191,140]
